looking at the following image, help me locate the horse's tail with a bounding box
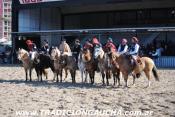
[152,65,159,81]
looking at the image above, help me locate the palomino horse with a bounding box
[50,47,68,82]
[109,52,159,88]
[18,48,33,81]
[82,48,97,84]
[94,46,111,85]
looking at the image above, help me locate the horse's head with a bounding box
[17,48,29,61]
[32,52,40,64]
[50,47,61,60]
[94,46,104,60]
[82,48,92,62]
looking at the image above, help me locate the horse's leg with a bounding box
[132,74,136,86]
[73,70,76,83]
[40,69,43,82]
[89,71,93,84]
[144,70,151,87]
[56,72,59,82]
[85,70,88,83]
[113,73,116,86]
[117,71,121,87]
[81,69,84,83]
[29,68,32,81]
[60,69,63,83]
[25,68,28,81]
[105,71,109,86]
[101,72,105,85]
[123,73,129,88]
[92,71,95,84]
[64,68,68,80]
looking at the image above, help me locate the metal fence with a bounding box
[154,56,175,68]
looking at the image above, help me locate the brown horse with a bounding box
[109,52,159,88]
[50,47,68,82]
[94,46,112,85]
[59,54,77,83]
[82,48,96,84]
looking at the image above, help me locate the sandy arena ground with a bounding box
[0,65,174,117]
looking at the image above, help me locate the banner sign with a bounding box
[19,0,64,4]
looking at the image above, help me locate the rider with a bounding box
[83,38,93,52]
[26,39,37,52]
[104,37,117,53]
[59,38,72,56]
[41,40,50,55]
[72,38,82,63]
[129,36,140,66]
[118,38,128,54]
[26,39,37,58]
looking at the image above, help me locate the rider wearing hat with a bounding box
[72,38,82,63]
[26,39,37,52]
[118,38,128,54]
[41,40,50,54]
[129,37,141,68]
[83,38,93,52]
[104,37,117,53]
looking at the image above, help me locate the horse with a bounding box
[50,47,68,82]
[94,46,112,85]
[17,48,33,81]
[109,52,159,88]
[32,51,55,82]
[81,48,97,84]
[59,53,77,83]
[78,50,87,83]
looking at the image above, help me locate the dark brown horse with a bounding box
[59,54,77,83]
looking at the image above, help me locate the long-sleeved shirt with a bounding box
[59,42,72,56]
[118,44,128,54]
[129,43,140,55]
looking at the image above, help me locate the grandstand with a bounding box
[12,0,175,67]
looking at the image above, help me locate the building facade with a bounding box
[0,0,11,40]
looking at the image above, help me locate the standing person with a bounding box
[118,38,128,54]
[72,38,82,63]
[104,37,117,53]
[41,40,50,54]
[129,37,140,65]
[59,38,72,56]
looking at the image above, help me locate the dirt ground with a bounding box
[0,65,174,117]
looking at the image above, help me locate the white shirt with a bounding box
[129,43,140,55]
[118,44,128,54]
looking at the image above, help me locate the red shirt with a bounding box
[83,42,93,49]
[104,42,117,52]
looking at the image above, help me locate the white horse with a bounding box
[78,51,88,83]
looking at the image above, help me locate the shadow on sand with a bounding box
[0,79,115,89]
